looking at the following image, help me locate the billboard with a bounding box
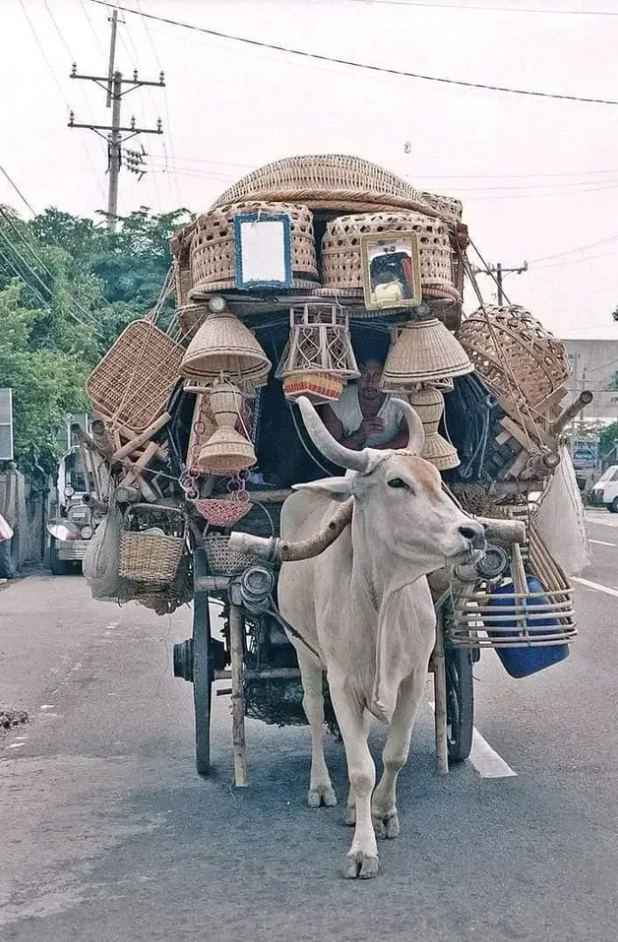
[571,438,599,471]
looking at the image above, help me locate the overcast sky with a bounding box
[3,0,618,340]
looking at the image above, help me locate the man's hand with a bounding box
[360,416,385,438]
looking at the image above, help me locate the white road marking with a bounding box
[573,577,618,599]
[8,742,25,749]
[428,703,516,779]
[468,729,517,779]
[40,704,55,710]
[589,539,617,547]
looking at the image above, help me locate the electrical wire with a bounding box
[0,163,36,216]
[338,0,618,16]
[18,0,107,204]
[0,241,50,309]
[85,0,618,106]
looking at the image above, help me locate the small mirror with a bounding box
[234,213,292,290]
[360,231,422,311]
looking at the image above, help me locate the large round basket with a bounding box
[321,211,458,299]
[456,305,570,413]
[190,201,318,292]
[209,154,461,227]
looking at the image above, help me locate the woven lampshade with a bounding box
[409,386,459,471]
[197,427,256,474]
[381,319,473,389]
[180,310,271,384]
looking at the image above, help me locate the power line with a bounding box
[339,0,618,15]
[86,0,618,106]
[529,233,618,264]
[0,163,37,216]
[531,250,618,270]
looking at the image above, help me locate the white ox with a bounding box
[277,396,485,879]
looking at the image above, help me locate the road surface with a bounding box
[1,516,617,942]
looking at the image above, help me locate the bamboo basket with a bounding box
[203,533,255,576]
[171,221,197,306]
[456,305,570,413]
[119,505,186,586]
[190,201,318,292]
[86,319,185,433]
[209,154,461,228]
[177,302,209,341]
[321,212,457,297]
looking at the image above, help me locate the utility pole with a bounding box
[68,9,165,231]
[473,260,528,305]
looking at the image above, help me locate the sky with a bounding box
[3,0,618,340]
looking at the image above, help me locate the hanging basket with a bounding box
[456,305,569,413]
[86,319,185,432]
[283,371,344,404]
[119,505,186,586]
[203,533,255,577]
[194,497,253,527]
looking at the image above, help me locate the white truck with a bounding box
[47,446,104,574]
[589,465,618,513]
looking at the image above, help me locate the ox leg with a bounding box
[328,681,379,879]
[298,653,337,809]
[371,668,427,840]
[345,710,372,826]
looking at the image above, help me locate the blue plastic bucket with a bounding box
[485,575,570,679]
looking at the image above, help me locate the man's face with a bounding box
[358,361,383,400]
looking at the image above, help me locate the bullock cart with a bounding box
[83,155,583,804]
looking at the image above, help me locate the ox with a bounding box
[277,396,485,879]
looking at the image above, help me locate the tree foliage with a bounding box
[0,205,192,470]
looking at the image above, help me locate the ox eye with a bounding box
[387,477,409,490]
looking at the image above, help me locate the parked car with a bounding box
[0,511,16,579]
[589,465,618,512]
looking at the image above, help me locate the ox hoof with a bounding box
[372,810,400,840]
[344,851,380,880]
[308,784,337,808]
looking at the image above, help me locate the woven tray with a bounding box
[86,319,185,432]
[190,201,318,291]
[321,211,456,296]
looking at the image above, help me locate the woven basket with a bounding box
[283,371,344,404]
[86,319,185,432]
[209,155,461,228]
[190,201,318,291]
[321,212,457,298]
[171,221,197,305]
[456,305,570,412]
[194,497,253,527]
[203,533,255,576]
[119,507,186,586]
[177,302,209,341]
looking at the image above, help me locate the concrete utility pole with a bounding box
[68,9,165,231]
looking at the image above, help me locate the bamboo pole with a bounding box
[112,413,170,460]
[229,603,248,787]
[122,440,160,487]
[433,620,449,776]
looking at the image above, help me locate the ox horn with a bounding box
[394,398,426,455]
[297,397,370,473]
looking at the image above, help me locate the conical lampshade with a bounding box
[381,319,473,389]
[197,427,256,475]
[180,310,271,382]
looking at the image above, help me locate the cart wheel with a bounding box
[445,646,474,763]
[173,549,213,775]
[192,549,213,775]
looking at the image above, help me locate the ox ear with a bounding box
[292,476,355,502]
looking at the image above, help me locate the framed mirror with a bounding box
[234,212,293,290]
[360,231,422,311]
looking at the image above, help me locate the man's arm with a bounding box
[377,419,409,451]
[322,404,367,451]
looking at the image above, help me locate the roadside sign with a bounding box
[571,438,599,470]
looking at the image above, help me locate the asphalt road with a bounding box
[1,522,617,942]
